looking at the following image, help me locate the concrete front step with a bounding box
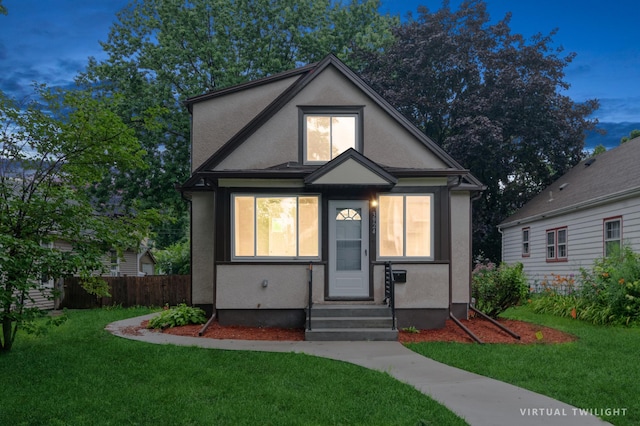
[305,304,397,341]
[309,316,394,329]
[305,328,399,341]
[309,304,392,318]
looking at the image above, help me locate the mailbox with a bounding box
[392,270,407,283]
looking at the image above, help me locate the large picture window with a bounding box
[378,194,433,259]
[233,195,319,259]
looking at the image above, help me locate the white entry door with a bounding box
[328,200,369,298]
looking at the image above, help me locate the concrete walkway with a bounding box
[107,314,611,426]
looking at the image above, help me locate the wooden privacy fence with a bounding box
[60,275,191,309]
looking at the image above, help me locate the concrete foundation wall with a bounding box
[373,263,450,309]
[216,264,324,309]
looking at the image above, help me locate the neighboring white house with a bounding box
[499,136,640,288]
[180,54,484,337]
[28,241,156,310]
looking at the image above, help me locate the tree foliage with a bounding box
[154,238,190,275]
[0,87,158,352]
[621,129,640,144]
[352,0,599,260]
[78,0,396,247]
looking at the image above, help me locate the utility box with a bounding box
[392,270,407,283]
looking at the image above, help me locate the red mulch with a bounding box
[136,315,576,344]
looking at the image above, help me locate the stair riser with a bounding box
[308,307,391,318]
[305,330,398,341]
[309,318,393,329]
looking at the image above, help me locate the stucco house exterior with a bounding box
[180,55,484,337]
[499,136,640,289]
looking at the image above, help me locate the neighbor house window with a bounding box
[604,217,622,257]
[300,107,362,163]
[109,250,120,276]
[233,195,319,259]
[378,194,433,259]
[522,227,530,257]
[546,227,568,262]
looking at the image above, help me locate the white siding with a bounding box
[502,195,640,288]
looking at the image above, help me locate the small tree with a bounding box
[472,261,529,318]
[621,129,640,144]
[0,87,158,353]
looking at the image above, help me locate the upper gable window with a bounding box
[300,107,362,164]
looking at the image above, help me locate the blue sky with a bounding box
[1,0,639,141]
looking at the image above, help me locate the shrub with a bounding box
[531,245,640,326]
[147,304,207,329]
[471,261,529,318]
[578,245,640,325]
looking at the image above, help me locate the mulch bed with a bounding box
[136,316,576,344]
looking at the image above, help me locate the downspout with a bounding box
[469,190,483,309]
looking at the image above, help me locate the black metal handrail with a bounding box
[384,262,396,330]
[307,263,313,331]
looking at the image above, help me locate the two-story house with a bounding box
[180,55,483,339]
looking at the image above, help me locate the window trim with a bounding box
[231,193,321,261]
[298,106,364,164]
[109,249,120,277]
[376,193,434,261]
[546,227,568,262]
[521,227,530,257]
[603,216,622,257]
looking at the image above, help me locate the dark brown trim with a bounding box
[184,62,317,110]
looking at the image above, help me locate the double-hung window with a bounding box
[604,217,622,257]
[233,195,320,259]
[109,250,120,276]
[378,194,433,259]
[546,227,568,262]
[522,227,530,257]
[301,107,362,163]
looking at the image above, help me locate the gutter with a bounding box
[499,186,640,229]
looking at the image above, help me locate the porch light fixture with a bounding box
[370,199,378,208]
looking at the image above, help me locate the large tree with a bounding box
[0,87,158,353]
[352,0,599,261]
[78,0,396,247]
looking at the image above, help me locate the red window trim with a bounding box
[546,226,568,263]
[603,216,623,256]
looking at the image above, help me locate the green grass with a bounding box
[0,307,466,426]
[405,305,640,426]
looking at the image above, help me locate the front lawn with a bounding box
[405,305,640,426]
[0,307,466,426]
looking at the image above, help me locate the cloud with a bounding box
[594,98,640,123]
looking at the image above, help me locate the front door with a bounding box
[328,200,369,298]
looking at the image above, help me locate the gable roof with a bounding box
[499,136,640,228]
[185,54,472,176]
[304,148,397,187]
